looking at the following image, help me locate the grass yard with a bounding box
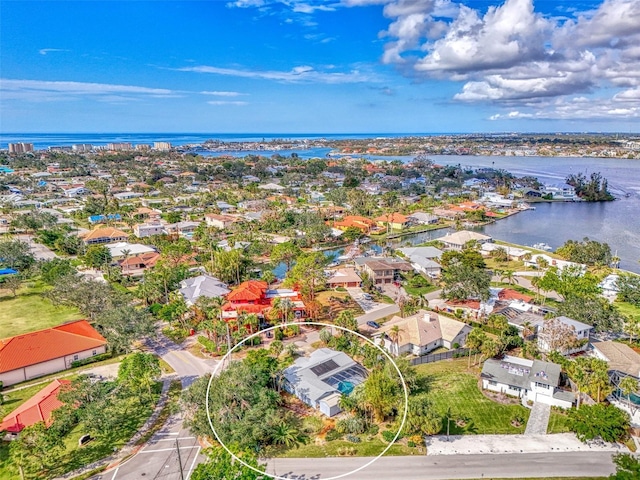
[0,380,71,419]
[278,438,418,458]
[316,291,364,321]
[404,284,439,297]
[0,282,83,338]
[616,300,640,321]
[414,358,530,435]
[547,408,572,434]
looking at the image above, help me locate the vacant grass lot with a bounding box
[278,438,417,458]
[414,358,531,435]
[0,282,83,338]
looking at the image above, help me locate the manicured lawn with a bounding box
[404,284,439,297]
[0,381,68,419]
[278,438,418,458]
[0,282,83,338]
[414,358,531,435]
[547,409,572,434]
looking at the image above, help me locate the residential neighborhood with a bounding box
[0,140,639,480]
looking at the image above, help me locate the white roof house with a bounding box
[283,348,367,417]
[107,242,156,259]
[439,230,492,250]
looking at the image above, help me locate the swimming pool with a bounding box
[337,381,355,395]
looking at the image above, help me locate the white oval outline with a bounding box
[205,321,409,480]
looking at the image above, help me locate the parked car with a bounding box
[362,293,373,300]
[366,321,380,329]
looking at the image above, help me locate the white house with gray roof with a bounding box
[283,348,367,417]
[481,355,574,408]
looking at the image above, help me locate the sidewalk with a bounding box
[425,433,626,456]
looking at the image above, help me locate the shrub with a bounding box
[70,352,112,368]
[162,327,188,344]
[302,416,324,435]
[336,416,367,435]
[345,435,361,443]
[336,286,347,292]
[367,424,379,436]
[382,430,399,443]
[337,446,357,456]
[325,428,342,441]
[408,441,416,447]
[198,335,217,353]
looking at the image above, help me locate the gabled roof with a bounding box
[592,341,640,378]
[440,230,492,246]
[0,320,107,373]
[373,213,408,223]
[0,379,70,433]
[179,274,230,304]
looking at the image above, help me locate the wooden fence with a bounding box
[410,348,469,366]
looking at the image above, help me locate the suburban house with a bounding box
[542,183,578,201]
[332,215,378,234]
[537,316,593,354]
[591,341,640,407]
[164,221,200,236]
[82,227,128,245]
[133,223,166,238]
[107,242,156,261]
[432,207,465,220]
[179,274,231,306]
[119,251,161,276]
[481,355,574,408]
[283,348,368,417]
[354,257,413,285]
[1,379,70,433]
[524,254,585,273]
[481,243,531,261]
[374,310,471,357]
[397,246,443,277]
[204,213,240,230]
[407,212,439,225]
[373,212,409,230]
[326,268,362,288]
[439,230,493,250]
[0,320,108,386]
[221,280,306,320]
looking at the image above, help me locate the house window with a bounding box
[73,355,79,361]
[488,380,497,386]
[92,350,97,356]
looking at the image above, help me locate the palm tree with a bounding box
[521,320,535,340]
[500,270,517,286]
[387,325,403,357]
[271,421,305,449]
[619,376,638,415]
[270,297,294,325]
[121,248,131,276]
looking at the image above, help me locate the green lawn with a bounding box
[278,438,418,458]
[404,284,439,297]
[414,358,531,435]
[0,381,68,419]
[0,282,83,338]
[547,409,571,434]
[616,300,640,320]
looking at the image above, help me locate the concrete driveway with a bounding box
[347,287,400,325]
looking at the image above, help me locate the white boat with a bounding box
[532,242,553,251]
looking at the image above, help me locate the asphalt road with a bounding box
[266,451,618,479]
[15,234,58,260]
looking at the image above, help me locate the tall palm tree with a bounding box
[271,421,305,449]
[619,376,639,415]
[387,325,403,356]
[500,270,517,286]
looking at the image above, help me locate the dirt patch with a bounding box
[478,380,522,405]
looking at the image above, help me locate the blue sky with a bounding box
[1,0,639,133]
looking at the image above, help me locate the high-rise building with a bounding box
[107,143,133,151]
[72,144,93,152]
[135,144,151,151]
[8,143,34,154]
[153,142,172,151]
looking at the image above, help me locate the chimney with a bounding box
[424,312,434,323]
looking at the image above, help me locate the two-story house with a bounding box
[481,355,574,408]
[354,257,413,285]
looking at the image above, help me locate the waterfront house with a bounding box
[407,212,439,225]
[283,348,367,417]
[373,212,409,230]
[591,341,640,410]
[481,355,574,408]
[439,230,492,250]
[0,320,107,386]
[397,246,443,277]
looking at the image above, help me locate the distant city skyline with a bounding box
[1,0,639,133]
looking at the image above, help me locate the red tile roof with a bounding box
[498,289,533,303]
[0,379,70,433]
[226,280,268,303]
[0,320,107,374]
[82,227,128,241]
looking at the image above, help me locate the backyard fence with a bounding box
[410,348,469,366]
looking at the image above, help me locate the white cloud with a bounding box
[39,48,68,55]
[0,78,180,102]
[207,100,249,106]
[178,64,374,83]
[200,90,247,97]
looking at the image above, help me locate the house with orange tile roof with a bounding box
[332,215,377,234]
[119,251,161,277]
[222,280,305,321]
[82,226,129,245]
[0,320,107,386]
[373,212,409,230]
[0,379,70,433]
[204,213,240,230]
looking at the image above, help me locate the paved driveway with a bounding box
[346,287,400,326]
[15,234,58,260]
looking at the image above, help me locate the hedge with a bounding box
[70,352,112,368]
